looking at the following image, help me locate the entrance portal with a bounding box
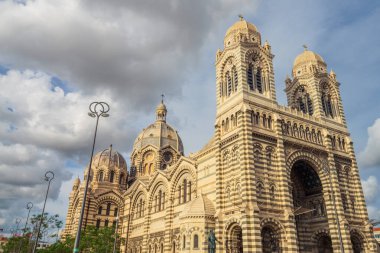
[226,224,243,253]
[261,226,280,253]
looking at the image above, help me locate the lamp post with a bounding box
[73,102,110,253]
[18,202,33,253]
[15,218,22,236]
[33,171,54,253]
[23,202,33,234]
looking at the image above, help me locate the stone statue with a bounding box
[208,229,216,253]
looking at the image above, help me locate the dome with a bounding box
[292,48,327,77]
[224,16,261,47]
[92,145,127,169]
[133,121,184,154]
[293,49,325,69]
[133,101,184,154]
[180,195,215,219]
[225,19,258,37]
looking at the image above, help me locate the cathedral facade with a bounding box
[63,18,378,253]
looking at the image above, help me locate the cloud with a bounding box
[0,0,259,112]
[362,176,379,204]
[359,119,380,168]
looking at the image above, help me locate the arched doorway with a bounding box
[316,234,333,253]
[350,232,364,253]
[261,226,280,253]
[291,160,328,251]
[226,223,243,253]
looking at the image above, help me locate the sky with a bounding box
[0,0,380,233]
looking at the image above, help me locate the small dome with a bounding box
[156,102,166,111]
[224,17,261,47]
[293,49,325,69]
[292,48,327,77]
[92,145,127,169]
[133,101,184,154]
[225,19,258,37]
[180,195,216,219]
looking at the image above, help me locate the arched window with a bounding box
[257,182,264,197]
[226,72,232,96]
[110,171,115,183]
[233,67,238,91]
[98,206,102,215]
[183,235,186,249]
[119,174,124,185]
[295,86,313,115]
[98,171,104,182]
[104,220,109,227]
[255,67,263,93]
[321,83,334,117]
[247,63,254,90]
[161,192,165,210]
[158,190,162,212]
[114,207,118,217]
[193,234,199,249]
[270,185,275,200]
[178,185,182,204]
[183,179,187,203]
[96,219,101,228]
[188,181,192,201]
[154,244,157,253]
[106,203,111,215]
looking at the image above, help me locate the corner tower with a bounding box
[215,16,276,116]
[285,47,346,125]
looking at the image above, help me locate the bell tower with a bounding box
[285,46,346,125]
[215,16,277,117]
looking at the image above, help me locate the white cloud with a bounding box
[362,176,379,204]
[359,119,380,168]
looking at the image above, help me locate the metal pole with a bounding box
[32,171,54,253]
[73,102,110,253]
[18,202,33,253]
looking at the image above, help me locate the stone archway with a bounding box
[291,160,329,251]
[350,231,364,253]
[316,234,333,253]
[226,223,243,253]
[261,226,280,253]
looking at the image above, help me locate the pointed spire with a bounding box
[329,69,336,79]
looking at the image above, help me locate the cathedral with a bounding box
[63,18,378,253]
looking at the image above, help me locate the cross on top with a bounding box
[238,14,244,21]
[161,94,165,103]
[303,44,308,51]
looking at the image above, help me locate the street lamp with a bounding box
[23,202,33,234]
[15,218,22,235]
[18,202,33,252]
[33,171,54,253]
[73,102,110,253]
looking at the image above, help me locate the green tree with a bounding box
[36,226,120,253]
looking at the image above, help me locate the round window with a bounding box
[163,151,173,163]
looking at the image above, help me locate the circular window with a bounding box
[144,151,155,162]
[163,151,173,163]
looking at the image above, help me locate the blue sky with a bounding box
[0,0,379,232]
